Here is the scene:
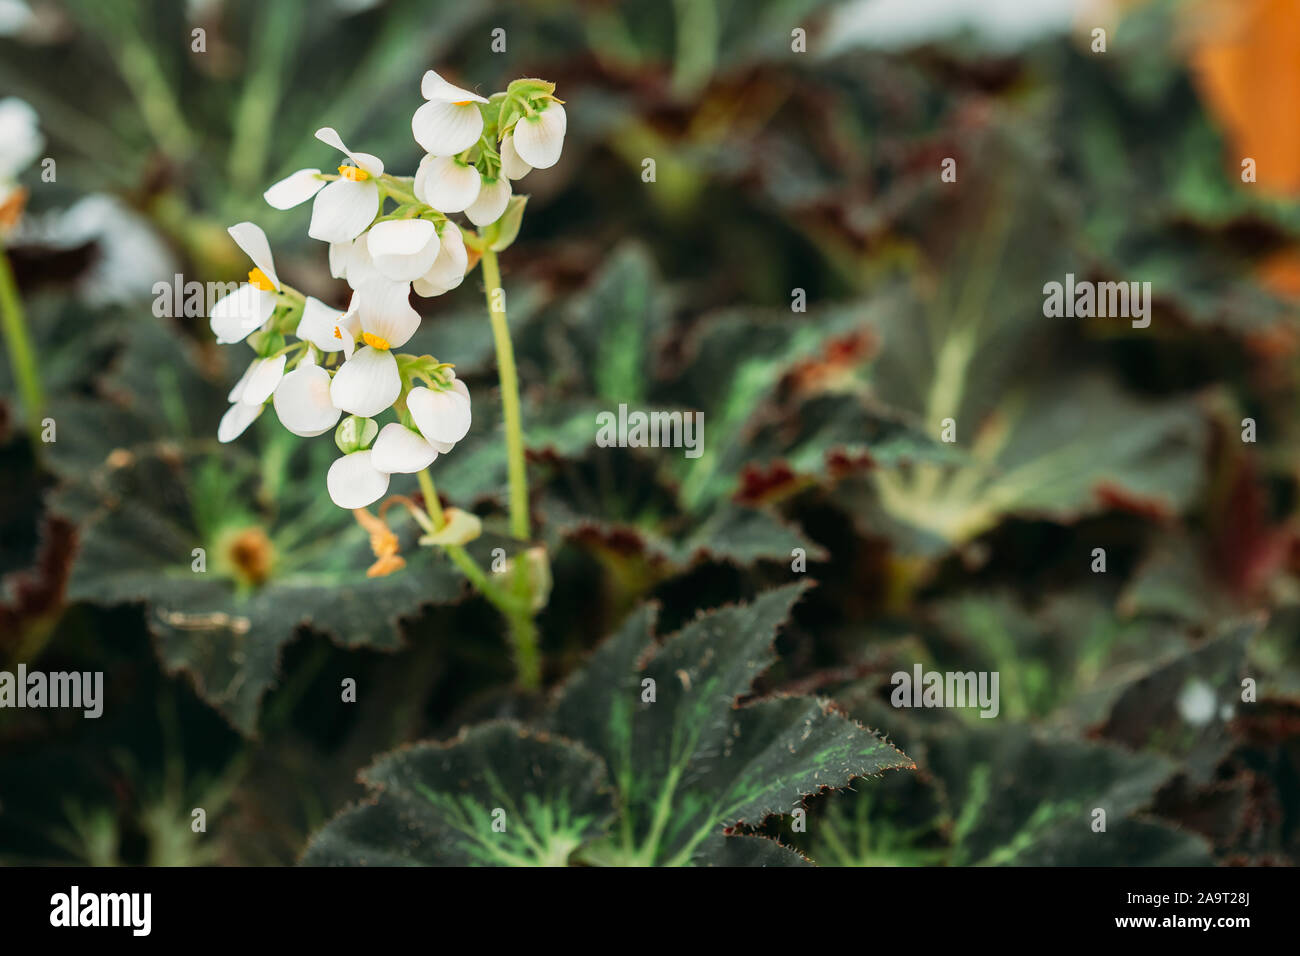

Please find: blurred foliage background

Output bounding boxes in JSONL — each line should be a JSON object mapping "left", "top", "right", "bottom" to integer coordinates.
{"left": 1, "top": 0, "right": 1299, "bottom": 865}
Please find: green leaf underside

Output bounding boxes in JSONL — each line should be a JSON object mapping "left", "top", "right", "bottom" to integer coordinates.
{"left": 302, "top": 722, "right": 616, "bottom": 866}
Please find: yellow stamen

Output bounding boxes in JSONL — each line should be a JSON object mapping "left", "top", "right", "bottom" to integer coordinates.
{"left": 453, "top": 100, "right": 473, "bottom": 106}
{"left": 247, "top": 267, "right": 276, "bottom": 291}
{"left": 338, "top": 164, "right": 369, "bottom": 182}
{"left": 333, "top": 326, "right": 343, "bottom": 340}
{"left": 361, "top": 331, "right": 391, "bottom": 350}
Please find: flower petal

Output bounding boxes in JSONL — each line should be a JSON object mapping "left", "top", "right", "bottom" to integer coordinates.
{"left": 327, "top": 450, "right": 390, "bottom": 509}
{"left": 210, "top": 283, "right": 276, "bottom": 344}
{"left": 499, "top": 132, "right": 532, "bottom": 180}
{"left": 308, "top": 178, "right": 379, "bottom": 243}
{"left": 371, "top": 422, "right": 438, "bottom": 473}
{"left": 464, "top": 176, "right": 512, "bottom": 227}
{"left": 217, "top": 401, "right": 263, "bottom": 443}
{"left": 227, "top": 221, "right": 279, "bottom": 288}
{"left": 413, "top": 220, "right": 468, "bottom": 297}
{"left": 511, "top": 101, "right": 567, "bottom": 169}
{"left": 273, "top": 363, "right": 341, "bottom": 437}
{"left": 420, "top": 69, "right": 488, "bottom": 104}
{"left": 264, "top": 169, "right": 325, "bottom": 209}
{"left": 294, "top": 296, "right": 347, "bottom": 353}
{"left": 408, "top": 384, "right": 472, "bottom": 444}
{"left": 415, "top": 154, "right": 481, "bottom": 213}
{"left": 329, "top": 240, "right": 350, "bottom": 279}
{"left": 355, "top": 278, "right": 421, "bottom": 347}
{"left": 239, "top": 354, "right": 287, "bottom": 406}
{"left": 314, "top": 126, "right": 385, "bottom": 175}
{"left": 329, "top": 346, "right": 401, "bottom": 417}
{"left": 367, "top": 218, "right": 440, "bottom": 281}
{"left": 412, "top": 100, "right": 484, "bottom": 156}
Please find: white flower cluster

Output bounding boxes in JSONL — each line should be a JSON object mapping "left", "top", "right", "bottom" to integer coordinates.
{"left": 210, "top": 72, "right": 566, "bottom": 510}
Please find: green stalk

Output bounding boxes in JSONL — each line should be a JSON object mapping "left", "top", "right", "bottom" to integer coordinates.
{"left": 0, "top": 250, "right": 43, "bottom": 440}
{"left": 480, "top": 247, "right": 530, "bottom": 540}
{"left": 417, "top": 468, "right": 539, "bottom": 688}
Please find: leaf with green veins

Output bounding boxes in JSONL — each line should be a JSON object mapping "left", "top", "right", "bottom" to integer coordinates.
{"left": 843, "top": 374, "right": 1207, "bottom": 556}
{"left": 302, "top": 587, "right": 910, "bottom": 866}
{"left": 550, "top": 584, "right": 913, "bottom": 865}
{"left": 301, "top": 722, "right": 615, "bottom": 866}
{"left": 64, "top": 446, "right": 469, "bottom": 734}
{"left": 927, "top": 727, "right": 1213, "bottom": 866}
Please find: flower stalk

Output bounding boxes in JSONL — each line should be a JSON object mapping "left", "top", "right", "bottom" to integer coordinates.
{"left": 0, "top": 250, "right": 43, "bottom": 442}
{"left": 481, "top": 246, "right": 530, "bottom": 540}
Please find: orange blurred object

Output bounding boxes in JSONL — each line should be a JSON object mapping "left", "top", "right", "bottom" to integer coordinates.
{"left": 1189, "top": 0, "right": 1300, "bottom": 195}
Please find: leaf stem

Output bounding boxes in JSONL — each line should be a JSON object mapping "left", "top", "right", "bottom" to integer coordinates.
{"left": 481, "top": 247, "right": 530, "bottom": 540}
{"left": 0, "top": 250, "right": 43, "bottom": 441}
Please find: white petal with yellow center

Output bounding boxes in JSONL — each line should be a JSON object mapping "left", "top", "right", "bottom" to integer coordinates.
{"left": 329, "top": 346, "right": 401, "bottom": 417}
{"left": 371, "top": 422, "right": 439, "bottom": 474}
{"left": 355, "top": 278, "right": 420, "bottom": 349}
{"left": 210, "top": 283, "right": 276, "bottom": 344}
{"left": 227, "top": 221, "right": 279, "bottom": 289}
{"left": 327, "top": 450, "right": 390, "bottom": 509}
{"left": 295, "top": 296, "right": 356, "bottom": 353}
{"left": 415, "top": 154, "right": 480, "bottom": 213}
{"left": 314, "top": 127, "right": 385, "bottom": 176}
{"left": 512, "top": 101, "right": 567, "bottom": 169}
{"left": 273, "top": 363, "right": 341, "bottom": 437}
{"left": 367, "top": 219, "right": 440, "bottom": 281}
{"left": 264, "top": 168, "right": 325, "bottom": 209}
{"left": 464, "top": 176, "right": 512, "bottom": 227}
{"left": 308, "top": 178, "right": 379, "bottom": 243}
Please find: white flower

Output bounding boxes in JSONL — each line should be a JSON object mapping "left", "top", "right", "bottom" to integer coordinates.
{"left": 295, "top": 295, "right": 359, "bottom": 356}
{"left": 330, "top": 231, "right": 382, "bottom": 290}
{"left": 415, "top": 154, "right": 480, "bottom": 213}
{"left": 408, "top": 378, "right": 472, "bottom": 448}
{"left": 413, "top": 220, "right": 468, "bottom": 297}
{"left": 217, "top": 352, "right": 286, "bottom": 443}
{"left": 464, "top": 177, "right": 511, "bottom": 227}
{"left": 263, "top": 127, "right": 384, "bottom": 243}
{"left": 367, "top": 218, "right": 440, "bottom": 281}
{"left": 411, "top": 70, "right": 488, "bottom": 157}
{"left": 511, "top": 100, "right": 566, "bottom": 169}
{"left": 210, "top": 222, "right": 281, "bottom": 345}
{"left": 217, "top": 402, "right": 264, "bottom": 443}
{"left": 228, "top": 354, "right": 288, "bottom": 406}
{"left": 329, "top": 279, "right": 421, "bottom": 417}
{"left": 327, "top": 449, "right": 390, "bottom": 509}
{"left": 498, "top": 132, "right": 532, "bottom": 180}
{"left": 371, "top": 421, "right": 439, "bottom": 473}
{"left": 273, "top": 356, "right": 342, "bottom": 437}
{"left": 0, "top": 96, "right": 42, "bottom": 205}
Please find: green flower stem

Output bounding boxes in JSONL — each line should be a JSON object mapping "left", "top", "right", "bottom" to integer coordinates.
{"left": 480, "top": 247, "right": 530, "bottom": 540}
{"left": 416, "top": 468, "right": 540, "bottom": 689}
{"left": 0, "top": 250, "right": 44, "bottom": 440}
